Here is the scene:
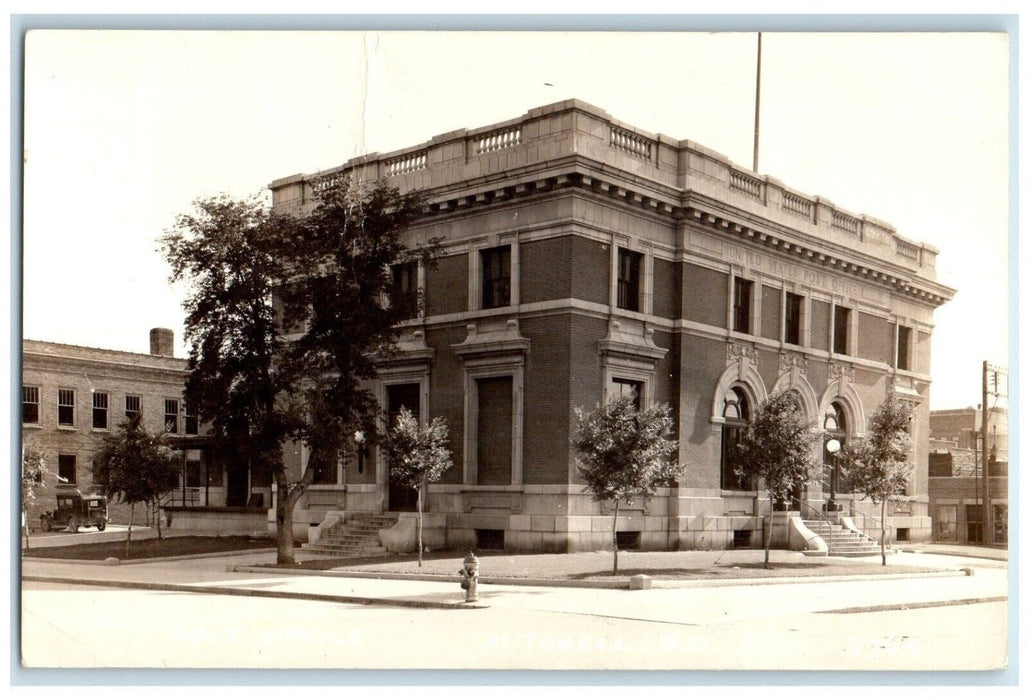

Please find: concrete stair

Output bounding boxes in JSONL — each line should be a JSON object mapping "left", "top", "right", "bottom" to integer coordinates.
{"left": 301, "top": 513, "right": 398, "bottom": 557}
{"left": 802, "top": 519, "right": 884, "bottom": 557}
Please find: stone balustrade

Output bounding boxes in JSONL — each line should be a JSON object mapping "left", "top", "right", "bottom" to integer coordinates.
{"left": 270, "top": 99, "right": 938, "bottom": 276}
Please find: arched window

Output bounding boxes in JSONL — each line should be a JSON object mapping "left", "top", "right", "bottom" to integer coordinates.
{"left": 721, "top": 386, "right": 755, "bottom": 490}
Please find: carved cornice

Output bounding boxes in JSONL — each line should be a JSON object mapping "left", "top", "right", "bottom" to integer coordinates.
{"left": 452, "top": 318, "right": 531, "bottom": 360}
{"left": 598, "top": 320, "right": 668, "bottom": 362}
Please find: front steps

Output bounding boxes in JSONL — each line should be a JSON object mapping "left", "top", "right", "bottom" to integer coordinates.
{"left": 301, "top": 513, "right": 398, "bottom": 557}
{"left": 802, "top": 519, "right": 883, "bottom": 557}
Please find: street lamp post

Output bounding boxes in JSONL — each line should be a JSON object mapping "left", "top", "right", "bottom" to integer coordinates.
{"left": 824, "top": 408, "right": 842, "bottom": 513}
{"left": 825, "top": 438, "right": 841, "bottom": 512}
{"left": 354, "top": 430, "right": 367, "bottom": 475}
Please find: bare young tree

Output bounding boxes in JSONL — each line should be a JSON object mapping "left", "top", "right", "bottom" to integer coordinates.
{"left": 92, "top": 414, "right": 181, "bottom": 557}
{"left": 383, "top": 407, "right": 453, "bottom": 566}
{"left": 838, "top": 394, "right": 914, "bottom": 565}
{"left": 571, "top": 393, "right": 682, "bottom": 575}
{"left": 732, "top": 391, "right": 818, "bottom": 569}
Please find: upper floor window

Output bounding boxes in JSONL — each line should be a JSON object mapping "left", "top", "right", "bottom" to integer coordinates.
{"left": 612, "top": 378, "right": 644, "bottom": 410}
{"left": 481, "top": 245, "right": 511, "bottom": 309}
{"left": 833, "top": 306, "right": 851, "bottom": 355}
{"left": 58, "top": 454, "right": 77, "bottom": 485}
{"left": 184, "top": 401, "right": 199, "bottom": 435}
{"left": 164, "top": 399, "right": 180, "bottom": 434}
{"left": 390, "top": 261, "right": 419, "bottom": 320}
{"left": 784, "top": 292, "right": 803, "bottom": 345}
{"left": 897, "top": 325, "right": 912, "bottom": 371}
{"left": 22, "top": 386, "right": 39, "bottom": 425}
{"left": 58, "top": 389, "right": 75, "bottom": 427}
{"left": 92, "top": 391, "right": 109, "bottom": 430}
{"left": 733, "top": 278, "right": 753, "bottom": 333}
{"left": 617, "top": 248, "right": 642, "bottom": 312}
{"left": 125, "top": 395, "right": 141, "bottom": 421}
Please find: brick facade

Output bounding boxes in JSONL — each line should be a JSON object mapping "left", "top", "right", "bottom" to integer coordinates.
{"left": 21, "top": 333, "right": 195, "bottom": 529}
{"left": 271, "top": 100, "right": 954, "bottom": 551}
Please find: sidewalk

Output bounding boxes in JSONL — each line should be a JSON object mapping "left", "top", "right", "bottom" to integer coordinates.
{"left": 21, "top": 545, "right": 1008, "bottom": 616}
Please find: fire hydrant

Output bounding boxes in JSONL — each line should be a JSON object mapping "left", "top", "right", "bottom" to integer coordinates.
{"left": 458, "top": 552, "right": 479, "bottom": 602}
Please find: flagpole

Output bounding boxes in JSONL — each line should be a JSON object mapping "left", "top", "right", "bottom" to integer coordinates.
{"left": 753, "top": 32, "right": 762, "bottom": 173}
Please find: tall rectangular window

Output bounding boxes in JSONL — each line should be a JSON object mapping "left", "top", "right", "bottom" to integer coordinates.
{"left": 784, "top": 293, "right": 803, "bottom": 345}
{"left": 617, "top": 248, "right": 642, "bottom": 312}
{"left": 897, "top": 325, "right": 912, "bottom": 370}
{"left": 92, "top": 391, "right": 109, "bottom": 430}
{"left": 58, "top": 454, "right": 77, "bottom": 485}
{"left": 125, "top": 395, "right": 141, "bottom": 420}
{"left": 481, "top": 246, "right": 511, "bottom": 309}
{"left": 733, "top": 278, "right": 753, "bottom": 333}
{"left": 833, "top": 306, "right": 851, "bottom": 355}
{"left": 612, "top": 378, "right": 643, "bottom": 410}
{"left": 164, "top": 399, "right": 180, "bottom": 434}
{"left": 22, "top": 386, "right": 39, "bottom": 425}
{"left": 390, "top": 261, "right": 419, "bottom": 320}
{"left": 58, "top": 389, "right": 75, "bottom": 426}
{"left": 184, "top": 402, "right": 198, "bottom": 435}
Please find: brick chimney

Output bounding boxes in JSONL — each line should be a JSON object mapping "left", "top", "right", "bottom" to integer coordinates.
{"left": 149, "top": 328, "right": 175, "bottom": 357}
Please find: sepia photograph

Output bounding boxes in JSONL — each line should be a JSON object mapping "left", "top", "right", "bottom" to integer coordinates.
{"left": 14, "top": 16, "right": 1014, "bottom": 684}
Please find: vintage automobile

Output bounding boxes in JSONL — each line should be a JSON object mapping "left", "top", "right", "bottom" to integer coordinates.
{"left": 40, "top": 491, "right": 109, "bottom": 532}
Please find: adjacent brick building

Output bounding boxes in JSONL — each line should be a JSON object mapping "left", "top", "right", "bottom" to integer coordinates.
{"left": 928, "top": 407, "right": 1009, "bottom": 545}
{"left": 267, "top": 99, "right": 954, "bottom": 551}
{"left": 21, "top": 330, "right": 212, "bottom": 528}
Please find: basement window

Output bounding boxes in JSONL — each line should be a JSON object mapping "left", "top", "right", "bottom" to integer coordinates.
{"left": 896, "top": 528, "right": 910, "bottom": 542}
{"left": 733, "top": 529, "right": 752, "bottom": 548}
{"left": 475, "top": 529, "right": 505, "bottom": 551}
{"left": 616, "top": 531, "right": 641, "bottom": 550}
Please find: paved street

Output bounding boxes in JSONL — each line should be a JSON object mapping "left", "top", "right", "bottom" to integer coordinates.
{"left": 18, "top": 547, "right": 1010, "bottom": 672}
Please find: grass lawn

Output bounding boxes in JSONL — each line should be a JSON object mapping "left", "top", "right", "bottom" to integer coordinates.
{"left": 22, "top": 536, "right": 275, "bottom": 561}
{"left": 280, "top": 548, "right": 944, "bottom": 581}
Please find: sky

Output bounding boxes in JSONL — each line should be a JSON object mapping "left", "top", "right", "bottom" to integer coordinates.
{"left": 18, "top": 29, "right": 1012, "bottom": 411}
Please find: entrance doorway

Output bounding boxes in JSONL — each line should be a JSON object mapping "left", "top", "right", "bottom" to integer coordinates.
{"left": 225, "top": 461, "right": 249, "bottom": 508}
{"left": 386, "top": 383, "right": 420, "bottom": 512}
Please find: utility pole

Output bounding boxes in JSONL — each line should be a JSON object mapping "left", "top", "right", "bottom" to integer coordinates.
{"left": 753, "top": 32, "right": 762, "bottom": 172}
{"left": 981, "top": 361, "right": 991, "bottom": 545}
{"left": 980, "top": 361, "right": 1009, "bottom": 546}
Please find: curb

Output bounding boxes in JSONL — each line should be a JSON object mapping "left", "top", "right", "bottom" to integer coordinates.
{"left": 22, "top": 575, "right": 488, "bottom": 610}
{"left": 230, "top": 564, "right": 968, "bottom": 590}
{"left": 819, "top": 595, "right": 1008, "bottom": 615}
{"left": 22, "top": 548, "right": 278, "bottom": 567}
{"left": 898, "top": 548, "right": 1008, "bottom": 562}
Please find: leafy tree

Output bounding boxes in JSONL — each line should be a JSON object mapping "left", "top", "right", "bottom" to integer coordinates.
{"left": 837, "top": 394, "right": 914, "bottom": 565}
{"left": 571, "top": 394, "right": 682, "bottom": 575}
{"left": 93, "top": 414, "right": 181, "bottom": 557}
{"left": 732, "top": 391, "right": 818, "bottom": 568}
{"left": 162, "top": 180, "right": 436, "bottom": 565}
{"left": 21, "top": 434, "right": 54, "bottom": 549}
{"left": 383, "top": 406, "right": 453, "bottom": 566}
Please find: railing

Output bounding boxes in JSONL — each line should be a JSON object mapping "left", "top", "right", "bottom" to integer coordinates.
{"left": 385, "top": 151, "right": 428, "bottom": 177}
{"left": 896, "top": 239, "right": 921, "bottom": 262}
{"left": 610, "top": 126, "right": 653, "bottom": 160}
{"left": 729, "top": 169, "right": 763, "bottom": 200}
{"left": 781, "top": 191, "right": 813, "bottom": 219}
{"left": 312, "top": 171, "right": 346, "bottom": 194}
{"left": 831, "top": 211, "right": 861, "bottom": 237}
{"left": 788, "top": 495, "right": 839, "bottom": 557}
{"left": 477, "top": 126, "right": 522, "bottom": 154}
{"left": 162, "top": 487, "right": 202, "bottom": 508}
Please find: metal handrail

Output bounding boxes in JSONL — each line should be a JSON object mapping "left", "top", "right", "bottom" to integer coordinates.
{"left": 788, "top": 495, "right": 838, "bottom": 556}
{"left": 832, "top": 497, "right": 892, "bottom": 548}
